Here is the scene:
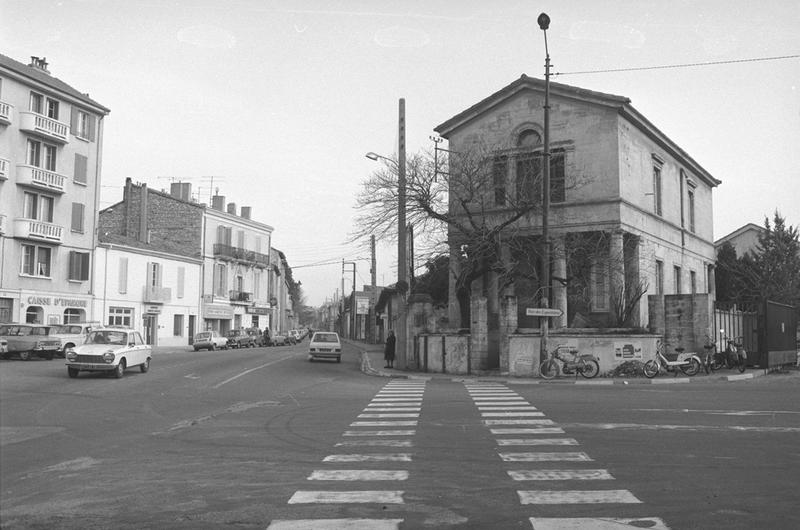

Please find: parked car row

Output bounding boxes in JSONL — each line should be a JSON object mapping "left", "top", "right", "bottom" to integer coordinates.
{"left": 0, "top": 324, "right": 61, "bottom": 360}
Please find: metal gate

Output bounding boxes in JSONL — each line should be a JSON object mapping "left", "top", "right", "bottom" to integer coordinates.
{"left": 762, "top": 301, "right": 798, "bottom": 368}
{"left": 714, "top": 301, "right": 798, "bottom": 368}
{"left": 713, "top": 303, "right": 758, "bottom": 365}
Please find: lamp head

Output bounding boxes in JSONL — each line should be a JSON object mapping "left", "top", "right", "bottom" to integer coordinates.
{"left": 365, "top": 152, "right": 380, "bottom": 161}
{"left": 537, "top": 12, "right": 550, "bottom": 30}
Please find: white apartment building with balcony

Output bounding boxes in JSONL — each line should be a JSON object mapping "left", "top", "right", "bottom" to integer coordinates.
{"left": 0, "top": 54, "right": 110, "bottom": 324}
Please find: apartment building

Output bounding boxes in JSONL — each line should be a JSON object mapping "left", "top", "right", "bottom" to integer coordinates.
{"left": 0, "top": 54, "right": 110, "bottom": 324}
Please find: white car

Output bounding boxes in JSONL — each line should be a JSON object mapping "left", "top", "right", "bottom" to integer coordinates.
{"left": 65, "top": 328, "right": 151, "bottom": 379}
{"left": 47, "top": 322, "right": 98, "bottom": 357}
{"left": 308, "top": 331, "right": 342, "bottom": 363}
{"left": 193, "top": 330, "right": 228, "bottom": 351}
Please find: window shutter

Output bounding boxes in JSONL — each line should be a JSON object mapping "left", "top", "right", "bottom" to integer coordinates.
{"left": 70, "top": 108, "right": 78, "bottom": 136}
{"left": 74, "top": 154, "right": 87, "bottom": 184}
{"left": 80, "top": 252, "right": 90, "bottom": 281}
{"left": 87, "top": 115, "right": 96, "bottom": 142}
{"left": 68, "top": 251, "right": 78, "bottom": 280}
{"left": 71, "top": 203, "right": 84, "bottom": 232}
{"left": 119, "top": 257, "right": 128, "bottom": 294}
{"left": 157, "top": 263, "right": 163, "bottom": 287}
{"left": 217, "top": 225, "right": 225, "bottom": 244}
{"left": 177, "top": 266, "right": 185, "bottom": 298}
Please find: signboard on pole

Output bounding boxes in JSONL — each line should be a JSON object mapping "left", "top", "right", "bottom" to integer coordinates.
{"left": 356, "top": 296, "right": 370, "bottom": 315}
{"left": 525, "top": 307, "right": 563, "bottom": 317}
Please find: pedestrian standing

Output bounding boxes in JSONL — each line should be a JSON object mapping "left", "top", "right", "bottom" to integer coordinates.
{"left": 384, "top": 330, "right": 396, "bottom": 369}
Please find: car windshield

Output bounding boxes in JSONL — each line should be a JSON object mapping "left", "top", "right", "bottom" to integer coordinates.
{"left": 313, "top": 333, "right": 339, "bottom": 343}
{"left": 50, "top": 325, "right": 84, "bottom": 334}
{"left": 88, "top": 331, "right": 128, "bottom": 345}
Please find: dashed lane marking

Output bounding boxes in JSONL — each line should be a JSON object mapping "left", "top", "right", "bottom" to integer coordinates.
{"left": 308, "top": 470, "right": 409, "bottom": 481}
{"left": 500, "top": 452, "right": 593, "bottom": 462}
{"left": 269, "top": 519, "right": 403, "bottom": 530}
{"left": 528, "top": 517, "right": 669, "bottom": 529}
{"left": 497, "top": 438, "right": 579, "bottom": 446}
{"left": 323, "top": 453, "right": 412, "bottom": 462}
{"left": 509, "top": 469, "right": 614, "bottom": 481}
{"left": 518, "top": 490, "right": 641, "bottom": 504}
{"left": 287, "top": 490, "right": 405, "bottom": 504}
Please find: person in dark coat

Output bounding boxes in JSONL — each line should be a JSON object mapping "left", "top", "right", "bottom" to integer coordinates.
{"left": 384, "top": 330, "right": 396, "bottom": 368}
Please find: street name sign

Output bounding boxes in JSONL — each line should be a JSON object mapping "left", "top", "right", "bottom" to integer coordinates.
{"left": 525, "top": 308, "right": 563, "bottom": 317}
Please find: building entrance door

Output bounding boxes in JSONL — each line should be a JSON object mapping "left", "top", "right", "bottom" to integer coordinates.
{"left": 143, "top": 315, "right": 158, "bottom": 346}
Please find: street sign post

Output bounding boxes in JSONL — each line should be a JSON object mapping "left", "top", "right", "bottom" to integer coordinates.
{"left": 526, "top": 307, "right": 563, "bottom": 317}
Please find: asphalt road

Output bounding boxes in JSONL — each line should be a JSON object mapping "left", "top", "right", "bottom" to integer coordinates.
{"left": 1, "top": 343, "right": 798, "bottom": 529}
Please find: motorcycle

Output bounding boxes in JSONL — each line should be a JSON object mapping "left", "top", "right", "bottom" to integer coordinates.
{"left": 643, "top": 340, "right": 702, "bottom": 378}
{"left": 539, "top": 345, "right": 600, "bottom": 379}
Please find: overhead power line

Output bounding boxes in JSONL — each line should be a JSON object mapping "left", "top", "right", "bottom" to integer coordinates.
{"left": 555, "top": 54, "right": 799, "bottom": 77}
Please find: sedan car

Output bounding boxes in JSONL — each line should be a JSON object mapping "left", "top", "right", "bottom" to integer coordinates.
{"left": 308, "top": 331, "right": 342, "bottom": 362}
{"left": 0, "top": 324, "right": 61, "bottom": 360}
{"left": 65, "top": 328, "right": 151, "bottom": 378}
{"left": 193, "top": 330, "right": 228, "bottom": 351}
{"left": 226, "top": 329, "right": 256, "bottom": 348}
{"left": 270, "top": 333, "right": 288, "bottom": 346}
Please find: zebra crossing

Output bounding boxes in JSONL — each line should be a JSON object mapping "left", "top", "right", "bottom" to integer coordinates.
{"left": 268, "top": 380, "right": 426, "bottom": 529}
{"left": 465, "top": 381, "right": 670, "bottom": 529}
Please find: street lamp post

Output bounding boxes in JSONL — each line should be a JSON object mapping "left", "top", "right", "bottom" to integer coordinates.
{"left": 365, "top": 98, "right": 408, "bottom": 369}
{"left": 538, "top": 12, "right": 552, "bottom": 364}
{"left": 342, "top": 260, "right": 356, "bottom": 339}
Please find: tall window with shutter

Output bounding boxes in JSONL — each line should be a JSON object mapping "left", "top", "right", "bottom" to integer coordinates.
{"left": 68, "top": 251, "right": 90, "bottom": 281}
{"left": 74, "top": 154, "right": 88, "bottom": 185}
{"left": 71, "top": 203, "right": 85, "bottom": 233}
{"left": 147, "top": 262, "right": 162, "bottom": 288}
{"left": 71, "top": 108, "right": 95, "bottom": 141}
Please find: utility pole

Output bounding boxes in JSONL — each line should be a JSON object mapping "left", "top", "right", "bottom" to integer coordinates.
{"left": 397, "top": 98, "right": 408, "bottom": 370}
{"left": 370, "top": 235, "right": 377, "bottom": 344}
{"left": 538, "top": 13, "right": 552, "bottom": 364}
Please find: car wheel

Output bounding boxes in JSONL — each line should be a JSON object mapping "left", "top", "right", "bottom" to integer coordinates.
{"left": 114, "top": 359, "right": 126, "bottom": 379}
{"left": 19, "top": 351, "right": 31, "bottom": 361}
{"left": 337, "top": 356, "right": 341, "bottom": 363}
{"left": 194, "top": 347, "right": 199, "bottom": 351}
{"left": 210, "top": 344, "right": 216, "bottom": 351}
{"left": 67, "top": 367, "right": 79, "bottom": 378}
{"left": 140, "top": 358, "right": 150, "bottom": 373}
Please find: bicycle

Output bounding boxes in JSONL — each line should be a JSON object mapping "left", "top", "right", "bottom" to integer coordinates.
{"left": 719, "top": 331, "right": 747, "bottom": 373}
{"left": 539, "top": 345, "right": 600, "bottom": 380}
{"left": 643, "top": 340, "right": 702, "bottom": 378}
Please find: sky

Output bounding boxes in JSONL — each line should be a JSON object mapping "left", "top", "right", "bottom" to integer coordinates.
{"left": 2, "top": 0, "right": 798, "bottom": 306}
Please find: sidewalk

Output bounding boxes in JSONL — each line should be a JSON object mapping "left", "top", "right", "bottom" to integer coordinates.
{"left": 347, "top": 339, "right": 800, "bottom": 385}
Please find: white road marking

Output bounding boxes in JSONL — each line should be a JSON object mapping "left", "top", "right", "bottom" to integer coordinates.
{"left": 336, "top": 440, "right": 413, "bottom": 447}
{"left": 481, "top": 412, "right": 545, "bottom": 417}
{"left": 519, "top": 490, "right": 641, "bottom": 504}
{"left": 474, "top": 401, "right": 533, "bottom": 406}
{"left": 491, "top": 427, "right": 565, "bottom": 435}
{"left": 562, "top": 423, "right": 800, "bottom": 433}
{"left": 472, "top": 396, "right": 526, "bottom": 401}
{"left": 484, "top": 419, "right": 555, "bottom": 426}
{"left": 528, "top": 517, "right": 669, "bottom": 529}
{"left": 365, "top": 407, "right": 420, "bottom": 412}
{"left": 634, "top": 408, "right": 800, "bottom": 416}
{"left": 371, "top": 398, "right": 422, "bottom": 402}
{"left": 288, "top": 490, "right": 404, "bottom": 504}
{"left": 308, "top": 470, "right": 409, "bottom": 481}
{"left": 343, "top": 430, "right": 416, "bottom": 436}
{"left": 497, "top": 438, "right": 579, "bottom": 446}
{"left": 366, "top": 402, "right": 421, "bottom": 407}
{"left": 323, "top": 453, "right": 412, "bottom": 462}
{"left": 358, "top": 413, "right": 420, "bottom": 418}
{"left": 269, "top": 519, "right": 403, "bottom": 530}
{"left": 212, "top": 355, "right": 294, "bottom": 388}
{"left": 350, "top": 421, "right": 418, "bottom": 427}
{"left": 478, "top": 406, "right": 539, "bottom": 411}
{"left": 509, "top": 469, "right": 614, "bottom": 480}
{"left": 500, "top": 452, "right": 593, "bottom": 462}
{"left": 468, "top": 392, "right": 519, "bottom": 396}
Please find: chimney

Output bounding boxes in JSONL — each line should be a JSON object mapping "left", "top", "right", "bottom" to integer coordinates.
{"left": 240, "top": 206, "right": 252, "bottom": 219}
{"left": 139, "top": 183, "right": 148, "bottom": 243}
{"left": 227, "top": 202, "right": 237, "bottom": 215}
{"left": 28, "top": 56, "right": 50, "bottom": 74}
{"left": 170, "top": 182, "right": 192, "bottom": 201}
{"left": 211, "top": 195, "right": 225, "bottom": 211}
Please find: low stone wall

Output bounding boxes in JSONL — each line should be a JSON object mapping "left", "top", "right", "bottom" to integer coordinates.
{"left": 508, "top": 332, "right": 661, "bottom": 377}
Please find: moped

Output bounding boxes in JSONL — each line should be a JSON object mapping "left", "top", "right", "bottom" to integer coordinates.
{"left": 539, "top": 345, "right": 600, "bottom": 379}
{"left": 643, "top": 340, "right": 702, "bottom": 378}
{"left": 706, "top": 330, "right": 747, "bottom": 373}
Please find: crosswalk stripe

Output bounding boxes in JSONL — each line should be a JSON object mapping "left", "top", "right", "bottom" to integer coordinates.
{"left": 500, "top": 452, "right": 592, "bottom": 462}
{"left": 336, "top": 440, "right": 413, "bottom": 447}
{"left": 366, "top": 403, "right": 421, "bottom": 407}
{"left": 518, "top": 490, "right": 641, "bottom": 504}
{"left": 481, "top": 412, "right": 545, "bottom": 417}
{"left": 508, "top": 469, "right": 614, "bottom": 480}
{"left": 474, "top": 401, "right": 532, "bottom": 406}
{"left": 323, "top": 453, "right": 412, "bottom": 462}
{"left": 358, "top": 413, "right": 420, "bottom": 418}
{"left": 484, "top": 419, "right": 555, "bottom": 426}
{"left": 288, "top": 490, "right": 405, "bottom": 504}
{"left": 350, "top": 421, "right": 418, "bottom": 427}
{"left": 472, "top": 396, "right": 526, "bottom": 401}
{"left": 478, "top": 406, "right": 539, "bottom": 411}
{"left": 497, "top": 438, "right": 578, "bottom": 446}
{"left": 371, "top": 398, "right": 422, "bottom": 402}
{"left": 268, "top": 519, "right": 404, "bottom": 530}
{"left": 308, "top": 470, "right": 409, "bottom": 481}
{"left": 528, "top": 517, "right": 669, "bottom": 529}
{"left": 365, "top": 407, "right": 421, "bottom": 412}
{"left": 343, "top": 430, "right": 416, "bottom": 436}
{"left": 468, "top": 392, "right": 519, "bottom": 395}
{"left": 491, "top": 427, "right": 565, "bottom": 435}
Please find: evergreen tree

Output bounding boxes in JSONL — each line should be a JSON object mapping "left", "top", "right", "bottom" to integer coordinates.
{"left": 752, "top": 212, "right": 800, "bottom": 308}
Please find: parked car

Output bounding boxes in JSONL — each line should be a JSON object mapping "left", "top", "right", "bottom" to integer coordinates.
{"left": 65, "top": 328, "right": 152, "bottom": 378}
{"left": 46, "top": 322, "right": 98, "bottom": 357}
{"left": 286, "top": 330, "right": 298, "bottom": 345}
{"left": 0, "top": 338, "right": 8, "bottom": 356}
{"left": 0, "top": 324, "right": 61, "bottom": 360}
{"left": 193, "top": 330, "right": 228, "bottom": 351}
{"left": 270, "top": 333, "right": 288, "bottom": 346}
{"left": 289, "top": 329, "right": 303, "bottom": 343}
{"left": 308, "top": 331, "right": 342, "bottom": 363}
{"left": 226, "top": 329, "right": 256, "bottom": 348}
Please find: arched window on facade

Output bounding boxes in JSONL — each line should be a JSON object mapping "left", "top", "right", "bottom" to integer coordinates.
{"left": 26, "top": 306, "right": 43, "bottom": 324}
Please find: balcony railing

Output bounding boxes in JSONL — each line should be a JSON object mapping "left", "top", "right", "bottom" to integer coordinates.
{"left": 16, "top": 165, "right": 66, "bottom": 193}
{"left": 19, "top": 111, "right": 69, "bottom": 143}
{"left": 229, "top": 290, "right": 252, "bottom": 303}
{"left": 213, "top": 243, "right": 270, "bottom": 268}
{"left": 0, "top": 101, "right": 11, "bottom": 125}
{"left": 143, "top": 285, "right": 172, "bottom": 303}
{"left": 0, "top": 157, "right": 8, "bottom": 180}
{"left": 13, "top": 218, "right": 64, "bottom": 243}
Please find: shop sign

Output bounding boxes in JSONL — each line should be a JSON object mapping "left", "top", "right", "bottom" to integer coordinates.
{"left": 356, "top": 297, "right": 370, "bottom": 315}
{"left": 204, "top": 304, "right": 234, "bottom": 319}
{"left": 26, "top": 296, "right": 88, "bottom": 308}
{"left": 145, "top": 305, "right": 162, "bottom": 314}
{"left": 246, "top": 307, "right": 270, "bottom": 315}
